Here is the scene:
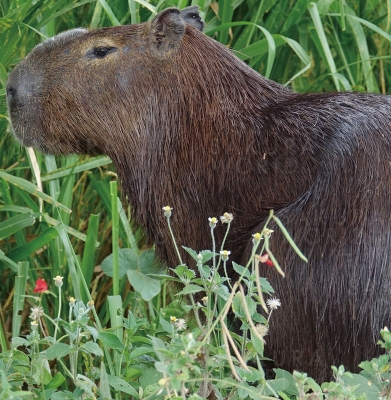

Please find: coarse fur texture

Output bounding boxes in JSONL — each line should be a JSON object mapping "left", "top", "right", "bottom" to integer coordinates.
{"left": 6, "top": 6, "right": 391, "bottom": 382}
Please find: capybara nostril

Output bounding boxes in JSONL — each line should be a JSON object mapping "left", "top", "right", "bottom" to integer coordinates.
{"left": 6, "top": 86, "right": 16, "bottom": 99}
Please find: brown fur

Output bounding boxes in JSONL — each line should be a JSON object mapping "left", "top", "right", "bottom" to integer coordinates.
{"left": 7, "top": 7, "right": 391, "bottom": 382}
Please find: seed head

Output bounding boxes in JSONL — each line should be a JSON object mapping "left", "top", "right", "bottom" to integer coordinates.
{"left": 220, "top": 250, "right": 231, "bottom": 261}
{"left": 220, "top": 212, "right": 233, "bottom": 224}
{"left": 252, "top": 233, "right": 262, "bottom": 244}
{"left": 255, "top": 324, "right": 269, "bottom": 337}
{"left": 267, "top": 297, "right": 281, "bottom": 310}
{"left": 208, "top": 217, "right": 218, "bottom": 228}
{"left": 31, "top": 320, "right": 39, "bottom": 330}
{"left": 263, "top": 228, "right": 274, "bottom": 237}
{"left": 175, "top": 318, "right": 187, "bottom": 331}
{"left": 53, "top": 276, "right": 64, "bottom": 287}
{"left": 30, "top": 306, "right": 44, "bottom": 321}
{"left": 162, "top": 206, "right": 173, "bottom": 218}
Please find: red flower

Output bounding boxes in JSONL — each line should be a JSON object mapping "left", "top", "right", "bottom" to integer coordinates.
{"left": 33, "top": 279, "right": 48, "bottom": 293}
{"left": 259, "top": 253, "right": 274, "bottom": 267}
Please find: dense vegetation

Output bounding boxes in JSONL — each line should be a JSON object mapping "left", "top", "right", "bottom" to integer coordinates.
{"left": 1, "top": 0, "right": 391, "bottom": 398}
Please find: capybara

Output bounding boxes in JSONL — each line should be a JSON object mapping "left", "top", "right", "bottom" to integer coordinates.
{"left": 6, "top": 6, "right": 391, "bottom": 381}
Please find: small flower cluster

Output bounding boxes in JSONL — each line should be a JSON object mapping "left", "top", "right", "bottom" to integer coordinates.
{"left": 209, "top": 212, "right": 234, "bottom": 228}
{"left": 170, "top": 316, "right": 187, "bottom": 331}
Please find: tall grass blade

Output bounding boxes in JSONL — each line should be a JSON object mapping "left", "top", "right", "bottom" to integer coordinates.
{"left": 308, "top": 2, "right": 340, "bottom": 90}
{"left": 118, "top": 200, "right": 139, "bottom": 254}
{"left": 110, "top": 181, "right": 120, "bottom": 297}
{"left": 12, "top": 261, "right": 29, "bottom": 338}
{"left": 128, "top": 0, "right": 140, "bottom": 24}
{"left": 218, "top": 0, "right": 234, "bottom": 45}
{"left": 344, "top": 6, "right": 378, "bottom": 93}
{"left": 97, "top": 0, "right": 120, "bottom": 26}
{"left": 7, "top": 226, "right": 59, "bottom": 263}
{"left": 134, "top": 0, "right": 156, "bottom": 15}
{"left": 41, "top": 156, "right": 112, "bottom": 182}
{"left": 0, "top": 250, "right": 19, "bottom": 273}
{"left": 0, "top": 171, "right": 71, "bottom": 213}
{"left": 81, "top": 213, "right": 100, "bottom": 303}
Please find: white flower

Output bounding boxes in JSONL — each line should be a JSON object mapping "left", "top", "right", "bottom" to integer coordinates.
{"left": 30, "top": 306, "right": 44, "bottom": 321}
{"left": 208, "top": 217, "right": 218, "bottom": 228}
{"left": 69, "top": 297, "right": 76, "bottom": 306}
{"left": 31, "top": 320, "right": 39, "bottom": 330}
{"left": 255, "top": 324, "right": 269, "bottom": 337}
{"left": 162, "top": 206, "right": 173, "bottom": 218}
{"left": 220, "top": 250, "right": 231, "bottom": 261}
{"left": 263, "top": 228, "right": 274, "bottom": 237}
{"left": 87, "top": 300, "right": 94, "bottom": 310}
{"left": 175, "top": 318, "right": 187, "bottom": 331}
{"left": 267, "top": 297, "right": 281, "bottom": 310}
{"left": 53, "top": 275, "right": 64, "bottom": 287}
{"left": 220, "top": 213, "right": 233, "bottom": 224}
{"left": 252, "top": 232, "right": 262, "bottom": 243}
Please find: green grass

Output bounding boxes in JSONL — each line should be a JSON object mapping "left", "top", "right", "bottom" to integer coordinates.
{"left": 1, "top": 0, "right": 391, "bottom": 398}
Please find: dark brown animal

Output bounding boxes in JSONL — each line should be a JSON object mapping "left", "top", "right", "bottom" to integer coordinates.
{"left": 6, "top": 7, "right": 391, "bottom": 382}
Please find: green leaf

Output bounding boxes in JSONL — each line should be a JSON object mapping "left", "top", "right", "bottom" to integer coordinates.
{"left": 45, "top": 372, "right": 66, "bottom": 390}
{"left": 176, "top": 284, "right": 204, "bottom": 296}
{"left": 158, "top": 316, "right": 174, "bottom": 334}
{"left": 127, "top": 269, "right": 161, "bottom": 301}
{"left": 7, "top": 226, "right": 59, "bottom": 262}
{"left": 107, "top": 375, "right": 139, "bottom": 397}
{"left": 0, "top": 170, "right": 71, "bottom": 213}
{"left": 172, "top": 264, "right": 196, "bottom": 281}
{"left": 182, "top": 246, "right": 198, "bottom": 261}
{"left": 342, "top": 373, "right": 380, "bottom": 397}
{"left": 98, "top": 331, "right": 125, "bottom": 351}
{"left": 41, "top": 156, "right": 112, "bottom": 181}
{"left": 0, "top": 212, "right": 35, "bottom": 240}
{"left": 46, "top": 343, "right": 72, "bottom": 360}
{"left": 232, "top": 261, "right": 250, "bottom": 277}
{"left": 250, "top": 330, "right": 264, "bottom": 356}
{"left": 101, "top": 248, "right": 157, "bottom": 278}
{"left": 128, "top": 346, "right": 155, "bottom": 360}
{"left": 80, "top": 341, "right": 104, "bottom": 357}
{"left": 99, "top": 362, "right": 112, "bottom": 400}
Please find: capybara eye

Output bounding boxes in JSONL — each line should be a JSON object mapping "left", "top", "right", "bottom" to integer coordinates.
{"left": 91, "top": 46, "right": 116, "bottom": 59}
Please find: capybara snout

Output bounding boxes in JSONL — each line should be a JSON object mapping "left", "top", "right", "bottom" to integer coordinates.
{"left": 7, "top": 6, "right": 391, "bottom": 382}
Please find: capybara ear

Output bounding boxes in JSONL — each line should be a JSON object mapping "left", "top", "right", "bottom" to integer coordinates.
{"left": 150, "top": 8, "right": 186, "bottom": 52}
{"left": 180, "top": 6, "right": 204, "bottom": 32}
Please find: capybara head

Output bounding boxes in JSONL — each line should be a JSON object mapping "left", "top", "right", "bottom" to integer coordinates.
{"left": 7, "top": 7, "right": 206, "bottom": 155}
{"left": 7, "top": 6, "right": 391, "bottom": 382}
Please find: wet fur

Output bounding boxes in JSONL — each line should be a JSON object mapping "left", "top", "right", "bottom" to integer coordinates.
{"left": 7, "top": 7, "right": 391, "bottom": 381}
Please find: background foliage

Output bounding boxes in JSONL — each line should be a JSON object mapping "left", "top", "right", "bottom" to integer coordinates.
{"left": 1, "top": 0, "right": 391, "bottom": 398}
